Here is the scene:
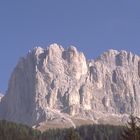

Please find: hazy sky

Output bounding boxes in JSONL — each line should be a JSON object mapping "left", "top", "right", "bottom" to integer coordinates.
{"left": 0, "top": 0, "right": 140, "bottom": 92}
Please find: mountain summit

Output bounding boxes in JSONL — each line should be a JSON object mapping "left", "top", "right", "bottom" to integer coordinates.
{"left": 0, "top": 44, "right": 140, "bottom": 128}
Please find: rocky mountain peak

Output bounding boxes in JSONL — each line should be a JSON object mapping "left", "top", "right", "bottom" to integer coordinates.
{"left": 0, "top": 93, "right": 3, "bottom": 101}
{"left": 0, "top": 45, "right": 140, "bottom": 128}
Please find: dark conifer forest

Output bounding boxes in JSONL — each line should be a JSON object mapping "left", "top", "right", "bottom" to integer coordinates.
{"left": 0, "top": 115, "right": 140, "bottom": 140}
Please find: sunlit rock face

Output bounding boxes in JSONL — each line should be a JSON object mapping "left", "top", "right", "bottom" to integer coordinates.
{"left": 0, "top": 93, "right": 3, "bottom": 102}
{"left": 0, "top": 44, "right": 140, "bottom": 126}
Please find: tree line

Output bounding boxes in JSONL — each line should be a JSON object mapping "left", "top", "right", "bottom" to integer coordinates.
{"left": 0, "top": 115, "right": 140, "bottom": 140}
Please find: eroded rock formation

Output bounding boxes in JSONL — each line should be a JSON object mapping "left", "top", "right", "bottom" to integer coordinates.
{"left": 0, "top": 44, "right": 140, "bottom": 127}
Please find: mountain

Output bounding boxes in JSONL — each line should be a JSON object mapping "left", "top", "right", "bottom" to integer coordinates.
{"left": 0, "top": 93, "right": 3, "bottom": 101}
{"left": 0, "top": 44, "right": 140, "bottom": 128}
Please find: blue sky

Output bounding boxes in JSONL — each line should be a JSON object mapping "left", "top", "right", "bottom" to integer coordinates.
{"left": 0, "top": 0, "right": 140, "bottom": 92}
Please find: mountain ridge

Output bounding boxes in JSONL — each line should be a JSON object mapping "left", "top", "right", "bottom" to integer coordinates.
{"left": 0, "top": 93, "right": 3, "bottom": 101}
{"left": 0, "top": 44, "right": 140, "bottom": 128}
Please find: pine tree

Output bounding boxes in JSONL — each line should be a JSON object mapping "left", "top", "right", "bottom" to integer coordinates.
{"left": 65, "top": 128, "right": 80, "bottom": 140}
{"left": 121, "top": 115, "right": 140, "bottom": 140}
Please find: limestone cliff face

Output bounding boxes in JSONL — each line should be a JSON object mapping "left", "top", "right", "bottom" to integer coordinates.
{"left": 0, "top": 44, "right": 140, "bottom": 126}
{"left": 0, "top": 93, "right": 3, "bottom": 102}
